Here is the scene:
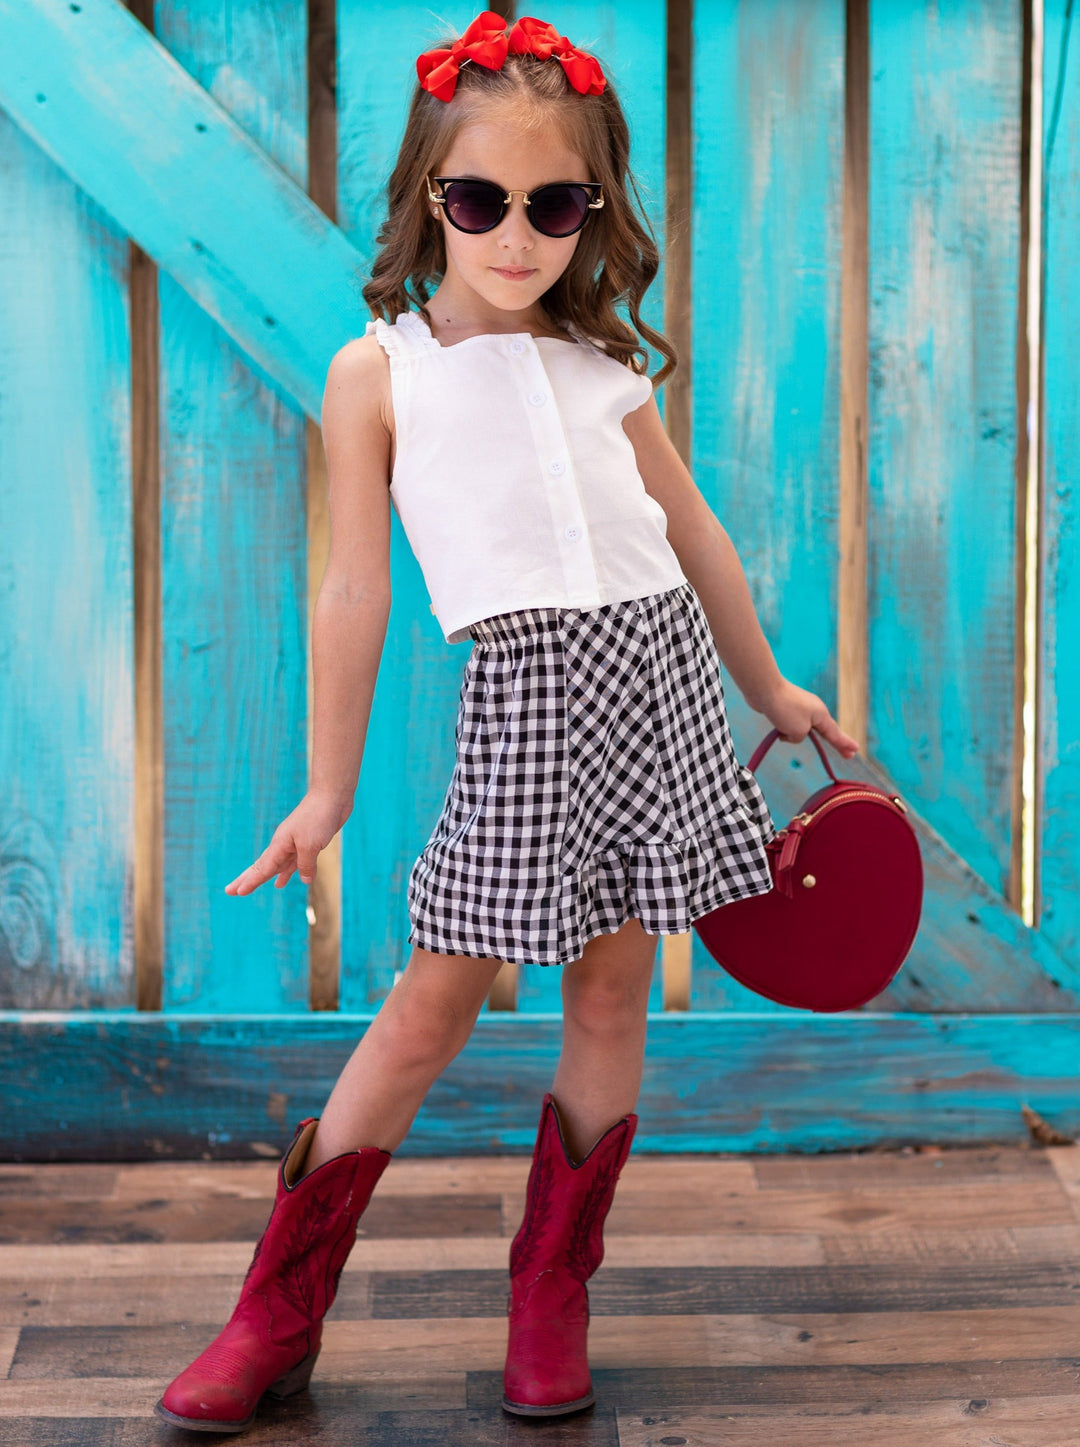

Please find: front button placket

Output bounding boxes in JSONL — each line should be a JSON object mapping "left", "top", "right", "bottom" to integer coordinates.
{"left": 514, "top": 337, "right": 601, "bottom": 608}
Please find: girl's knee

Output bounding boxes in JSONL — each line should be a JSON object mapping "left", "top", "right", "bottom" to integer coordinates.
{"left": 562, "top": 968, "right": 649, "bottom": 1037}
{"left": 381, "top": 953, "right": 492, "bottom": 1066}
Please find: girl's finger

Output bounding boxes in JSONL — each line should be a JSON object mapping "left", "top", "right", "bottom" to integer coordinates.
{"left": 229, "top": 847, "right": 292, "bottom": 894}
{"left": 815, "top": 720, "right": 859, "bottom": 756}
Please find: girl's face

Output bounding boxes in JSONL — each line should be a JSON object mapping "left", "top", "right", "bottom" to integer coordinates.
{"left": 429, "top": 114, "right": 592, "bottom": 320}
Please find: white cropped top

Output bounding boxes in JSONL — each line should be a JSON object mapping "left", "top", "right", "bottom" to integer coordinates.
{"left": 364, "top": 310, "right": 688, "bottom": 645}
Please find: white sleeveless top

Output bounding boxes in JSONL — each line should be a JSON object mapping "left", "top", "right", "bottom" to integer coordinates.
{"left": 364, "top": 310, "right": 688, "bottom": 645}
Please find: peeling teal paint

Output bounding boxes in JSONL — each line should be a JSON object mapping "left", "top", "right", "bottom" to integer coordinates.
{"left": 156, "top": 0, "right": 312, "bottom": 1012}
{"left": 689, "top": 0, "right": 846, "bottom": 1008}
{"left": 2, "top": 1011, "right": 1078, "bottom": 1158}
{"left": 1041, "top": 1, "right": 1080, "bottom": 963}
{"left": 868, "top": 0, "right": 1022, "bottom": 899}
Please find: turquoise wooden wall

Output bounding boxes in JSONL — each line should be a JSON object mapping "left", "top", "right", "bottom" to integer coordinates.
{"left": 1, "top": 0, "right": 1078, "bottom": 1159}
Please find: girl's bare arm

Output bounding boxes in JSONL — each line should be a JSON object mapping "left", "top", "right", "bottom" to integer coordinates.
{"left": 223, "top": 337, "right": 394, "bottom": 896}
{"left": 623, "top": 394, "right": 858, "bottom": 758}
{"left": 309, "top": 336, "right": 395, "bottom": 815}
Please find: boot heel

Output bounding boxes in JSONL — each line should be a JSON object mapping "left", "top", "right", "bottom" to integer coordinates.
{"left": 266, "top": 1347, "right": 320, "bottom": 1398}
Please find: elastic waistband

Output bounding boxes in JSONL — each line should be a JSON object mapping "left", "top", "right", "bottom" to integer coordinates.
{"left": 468, "top": 582, "right": 694, "bottom": 647}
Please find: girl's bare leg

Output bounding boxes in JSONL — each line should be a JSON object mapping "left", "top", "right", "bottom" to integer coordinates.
{"left": 553, "top": 915, "right": 659, "bottom": 1162}
{"left": 303, "top": 947, "right": 504, "bottom": 1171}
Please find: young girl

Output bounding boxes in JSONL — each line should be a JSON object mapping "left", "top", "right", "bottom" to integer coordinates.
{"left": 155, "top": 10, "right": 858, "bottom": 1433}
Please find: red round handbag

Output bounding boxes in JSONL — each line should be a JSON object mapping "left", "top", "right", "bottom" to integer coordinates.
{"left": 693, "top": 728, "right": 924, "bottom": 1011}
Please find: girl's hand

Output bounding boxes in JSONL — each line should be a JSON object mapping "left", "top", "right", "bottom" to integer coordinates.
{"left": 224, "top": 791, "right": 351, "bottom": 896}
{"left": 754, "top": 678, "right": 859, "bottom": 760}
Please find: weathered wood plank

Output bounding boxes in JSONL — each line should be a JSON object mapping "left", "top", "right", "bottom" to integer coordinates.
{"left": 97, "top": 1153, "right": 758, "bottom": 1201}
{"left": 2, "top": 1011, "right": 1080, "bottom": 1157}
{"left": 333, "top": 4, "right": 439, "bottom": 1011}
{"left": 0, "top": 1191, "right": 501, "bottom": 1245}
{"left": 820, "top": 1222, "right": 1080, "bottom": 1267}
{"left": 688, "top": 1, "right": 846, "bottom": 1009}
{"left": 0, "top": 1379, "right": 177, "bottom": 1419}
{"left": 0, "top": 1167, "right": 118, "bottom": 1200}
{"left": 472, "top": 1358, "right": 1080, "bottom": 1404}
{"left": 700, "top": 1302, "right": 1080, "bottom": 1363}
{"left": 753, "top": 1143, "right": 1056, "bottom": 1187}
{"left": 0, "top": 0, "right": 365, "bottom": 420}
{"left": 0, "top": 1273, "right": 275, "bottom": 1329}
{"left": 867, "top": 2, "right": 1022, "bottom": 909}
{"left": 153, "top": 1, "right": 311, "bottom": 1013}
{"left": 0, "top": 1375, "right": 468, "bottom": 1424}
{"left": 1040, "top": 1, "right": 1080, "bottom": 968}
{"left": 370, "top": 1259, "right": 1080, "bottom": 1317}
{"left": 597, "top": 1178, "right": 1075, "bottom": 1236}
{"left": 0, "top": 114, "right": 134, "bottom": 1010}
{"left": 616, "top": 1397, "right": 1080, "bottom": 1447}
{"left": 0, "top": 1244, "right": 273, "bottom": 1283}
{"left": 0, "top": 1267, "right": 372, "bottom": 1328}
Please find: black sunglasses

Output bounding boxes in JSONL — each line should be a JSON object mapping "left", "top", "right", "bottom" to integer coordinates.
{"left": 427, "top": 174, "right": 604, "bottom": 238}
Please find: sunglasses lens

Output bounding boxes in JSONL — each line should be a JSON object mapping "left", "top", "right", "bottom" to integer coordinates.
{"left": 444, "top": 180, "right": 504, "bottom": 232}
{"left": 530, "top": 184, "right": 591, "bottom": 237}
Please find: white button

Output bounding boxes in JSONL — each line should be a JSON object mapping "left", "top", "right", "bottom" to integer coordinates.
{"left": 508, "top": 340, "right": 526, "bottom": 355}
{"left": 549, "top": 459, "right": 565, "bottom": 475}
{"left": 564, "top": 524, "right": 582, "bottom": 541}
{"left": 529, "top": 391, "right": 547, "bottom": 406}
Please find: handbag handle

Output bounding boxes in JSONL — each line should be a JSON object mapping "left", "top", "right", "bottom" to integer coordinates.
{"left": 745, "top": 726, "right": 842, "bottom": 783}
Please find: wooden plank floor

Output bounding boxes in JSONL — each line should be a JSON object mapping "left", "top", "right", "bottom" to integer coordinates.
{"left": 2, "top": 1140, "right": 1080, "bottom": 1444}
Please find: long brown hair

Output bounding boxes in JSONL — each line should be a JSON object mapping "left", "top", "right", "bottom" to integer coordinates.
{"left": 360, "top": 32, "right": 678, "bottom": 388}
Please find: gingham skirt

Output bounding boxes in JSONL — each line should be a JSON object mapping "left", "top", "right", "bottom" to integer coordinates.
{"left": 406, "top": 581, "right": 777, "bottom": 966}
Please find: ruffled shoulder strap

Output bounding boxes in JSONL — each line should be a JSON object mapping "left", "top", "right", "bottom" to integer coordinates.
{"left": 364, "top": 312, "right": 427, "bottom": 362}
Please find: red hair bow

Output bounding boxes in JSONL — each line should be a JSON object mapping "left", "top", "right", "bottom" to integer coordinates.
{"left": 508, "top": 15, "right": 606, "bottom": 96}
{"left": 416, "top": 10, "right": 606, "bottom": 102}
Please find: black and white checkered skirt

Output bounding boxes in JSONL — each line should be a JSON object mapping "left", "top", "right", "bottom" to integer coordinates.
{"left": 406, "top": 581, "right": 776, "bottom": 966}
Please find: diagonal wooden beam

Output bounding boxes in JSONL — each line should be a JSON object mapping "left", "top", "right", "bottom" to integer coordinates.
{"left": 0, "top": 0, "right": 367, "bottom": 419}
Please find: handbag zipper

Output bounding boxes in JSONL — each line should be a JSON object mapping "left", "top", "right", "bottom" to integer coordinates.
{"left": 774, "top": 789, "right": 907, "bottom": 838}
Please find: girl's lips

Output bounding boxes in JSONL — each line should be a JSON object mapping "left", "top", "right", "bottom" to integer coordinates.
{"left": 493, "top": 267, "right": 536, "bottom": 279}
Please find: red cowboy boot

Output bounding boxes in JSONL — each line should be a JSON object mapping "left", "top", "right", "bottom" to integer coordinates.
{"left": 502, "top": 1092, "right": 637, "bottom": 1416}
{"left": 154, "top": 1117, "right": 391, "bottom": 1433}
